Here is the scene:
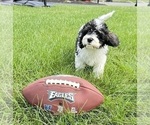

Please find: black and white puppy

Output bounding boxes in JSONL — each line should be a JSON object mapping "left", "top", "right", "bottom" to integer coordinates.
{"left": 75, "top": 11, "right": 119, "bottom": 78}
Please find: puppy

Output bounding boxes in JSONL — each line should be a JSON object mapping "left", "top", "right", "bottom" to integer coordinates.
{"left": 75, "top": 11, "right": 119, "bottom": 78}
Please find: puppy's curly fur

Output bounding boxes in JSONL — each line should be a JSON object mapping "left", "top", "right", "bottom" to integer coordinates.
{"left": 75, "top": 11, "right": 120, "bottom": 78}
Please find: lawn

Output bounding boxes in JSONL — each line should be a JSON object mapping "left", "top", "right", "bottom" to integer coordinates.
{"left": 13, "top": 4, "right": 136, "bottom": 125}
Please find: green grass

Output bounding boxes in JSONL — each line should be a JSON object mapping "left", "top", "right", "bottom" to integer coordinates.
{"left": 0, "top": 6, "right": 13, "bottom": 125}
{"left": 137, "top": 8, "right": 150, "bottom": 125}
{"left": 13, "top": 5, "right": 136, "bottom": 125}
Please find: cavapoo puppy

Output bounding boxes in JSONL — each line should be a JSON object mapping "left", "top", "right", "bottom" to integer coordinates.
{"left": 75, "top": 11, "right": 120, "bottom": 78}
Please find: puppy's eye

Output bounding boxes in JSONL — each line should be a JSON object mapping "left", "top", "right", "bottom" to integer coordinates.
{"left": 88, "top": 29, "right": 94, "bottom": 34}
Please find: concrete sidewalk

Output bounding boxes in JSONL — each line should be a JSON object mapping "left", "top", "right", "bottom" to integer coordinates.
{"left": 64, "top": 0, "right": 149, "bottom": 6}
{"left": 59, "top": 1, "right": 149, "bottom": 7}
{"left": 100, "top": 1, "right": 149, "bottom": 6}
{"left": 0, "top": 0, "right": 149, "bottom": 7}
{"left": 98, "top": 1, "right": 135, "bottom": 6}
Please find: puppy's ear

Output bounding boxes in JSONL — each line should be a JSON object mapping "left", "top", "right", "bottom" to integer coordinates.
{"left": 94, "top": 11, "right": 115, "bottom": 29}
{"left": 106, "top": 33, "right": 120, "bottom": 47}
{"left": 76, "top": 22, "right": 93, "bottom": 49}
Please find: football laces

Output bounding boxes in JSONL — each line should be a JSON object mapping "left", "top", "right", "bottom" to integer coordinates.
{"left": 46, "top": 79, "right": 80, "bottom": 89}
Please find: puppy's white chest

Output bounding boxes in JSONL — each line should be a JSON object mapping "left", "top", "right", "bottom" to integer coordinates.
{"left": 81, "top": 50, "right": 97, "bottom": 66}
{"left": 78, "top": 47, "right": 108, "bottom": 66}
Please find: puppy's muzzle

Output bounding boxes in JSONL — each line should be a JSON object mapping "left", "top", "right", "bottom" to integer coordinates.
{"left": 87, "top": 38, "right": 93, "bottom": 43}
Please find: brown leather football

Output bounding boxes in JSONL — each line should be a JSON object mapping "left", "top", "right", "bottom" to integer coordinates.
{"left": 22, "top": 75, "right": 104, "bottom": 114}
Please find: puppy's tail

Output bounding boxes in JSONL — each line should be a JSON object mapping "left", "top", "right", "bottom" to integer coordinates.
{"left": 94, "top": 11, "right": 115, "bottom": 26}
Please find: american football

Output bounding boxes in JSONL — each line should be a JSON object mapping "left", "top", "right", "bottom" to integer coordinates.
{"left": 22, "top": 75, "right": 104, "bottom": 114}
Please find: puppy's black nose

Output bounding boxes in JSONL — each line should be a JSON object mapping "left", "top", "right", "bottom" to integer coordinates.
{"left": 87, "top": 38, "right": 93, "bottom": 43}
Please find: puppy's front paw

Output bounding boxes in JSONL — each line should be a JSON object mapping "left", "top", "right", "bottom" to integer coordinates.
{"left": 75, "top": 63, "right": 86, "bottom": 71}
{"left": 93, "top": 72, "right": 103, "bottom": 79}
{"left": 93, "top": 68, "right": 104, "bottom": 79}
